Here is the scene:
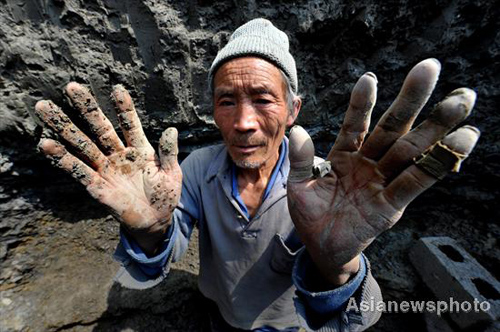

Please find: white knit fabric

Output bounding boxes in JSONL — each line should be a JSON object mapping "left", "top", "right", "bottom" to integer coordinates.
{"left": 208, "top": 18, "right": 298, "bottom": 93}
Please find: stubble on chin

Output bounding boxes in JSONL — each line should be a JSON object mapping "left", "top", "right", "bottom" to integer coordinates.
{"left": 234, "top": 159, "right": 263, "bottom": 169}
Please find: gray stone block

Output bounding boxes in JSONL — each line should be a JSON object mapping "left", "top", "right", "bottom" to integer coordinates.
{"left": 409, "top": 236, "right": 500, "bottom": 329}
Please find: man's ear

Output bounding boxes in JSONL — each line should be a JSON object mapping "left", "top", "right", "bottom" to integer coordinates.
{"left": 287, "top": 97, "right": 302, "bottom": 127}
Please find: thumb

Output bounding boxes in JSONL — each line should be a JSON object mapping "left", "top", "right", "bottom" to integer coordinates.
{"left": 288, "top": 125, "right": 315, "bottom": 183}
{"left": 158, "top": 127, "right": 179, "bottom": 170}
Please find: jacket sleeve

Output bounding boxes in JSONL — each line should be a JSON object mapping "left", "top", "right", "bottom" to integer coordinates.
{"left": 292, "top": 250, "right": 382, "bottom": 331}
{"left": 111, "top": 152, "right": 203, "bottom": 290}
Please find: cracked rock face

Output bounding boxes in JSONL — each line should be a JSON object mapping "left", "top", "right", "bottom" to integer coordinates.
{"left": 1, "top": 1, "right": 499, "bottom": 331}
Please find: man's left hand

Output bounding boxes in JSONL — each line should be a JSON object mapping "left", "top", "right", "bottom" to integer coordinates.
{"left": 287, "top": 59, "right": 480, "bottom": 286}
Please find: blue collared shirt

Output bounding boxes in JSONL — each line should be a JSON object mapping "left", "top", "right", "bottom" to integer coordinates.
{"left": 231, "top": 140, "right": 288, "bottom": 220}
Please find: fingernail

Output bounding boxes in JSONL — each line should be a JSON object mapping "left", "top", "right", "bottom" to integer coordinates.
{"left": 290, "top": 125, "right": 303, "bottom": 135}
{"left": 64, "top": 82, "right": 80, "bottom": 94}
{"left": 35, "top": 100, "right": 47, "bottom": 111}
{"left": 428, "top": 58, "right": 442, "bottom": 70}
{"left": 113, "top": 84, "right": 125, "bottom": 90}
{"left": 37, "top": 138, "right": 48, "bottom": 152}
{"left": 462, "top": 125, "right": 481, "bottom": 136}
{"left": 447, "top": 87, "right": 476, "bottom": 98}
{"left": 365, "top": 72, "right": 378, "bottom": 83}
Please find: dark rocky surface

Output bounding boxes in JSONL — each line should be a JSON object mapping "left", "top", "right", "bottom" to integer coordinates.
{"left": 0, "top": 0, "right": 498, "bottom": 331}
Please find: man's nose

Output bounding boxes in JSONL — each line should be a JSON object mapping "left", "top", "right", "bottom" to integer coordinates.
{"left": 234, "top": 102, "right": 258, "bottom": 132}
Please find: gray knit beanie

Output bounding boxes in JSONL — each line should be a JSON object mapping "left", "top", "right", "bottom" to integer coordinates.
{"left": 208, "top": 18, "right": 298, "bottom": 93}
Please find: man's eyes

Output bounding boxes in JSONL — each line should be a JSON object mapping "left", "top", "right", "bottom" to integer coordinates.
{"left": 255, "top": 98, "right": 272, "bottom": 105}
{"left": 219, "top": 100, "right": 234, "bottom": 106}
{"left": 217, "top": 97, "right": 273, "bottom": 107}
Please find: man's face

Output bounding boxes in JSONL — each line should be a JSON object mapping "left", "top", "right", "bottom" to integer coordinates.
{"left": 213, "top": 57, "right": 297, "bottom": 169}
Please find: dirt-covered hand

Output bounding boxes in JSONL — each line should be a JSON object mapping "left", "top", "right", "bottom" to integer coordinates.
{"left": 34, "top": 83, "right": 182, "bottom": 254}
{"left": 287, "top": 59, "right": 480, "bottom": 285}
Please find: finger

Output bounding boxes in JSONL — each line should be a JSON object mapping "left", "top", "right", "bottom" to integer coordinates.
{"left": 158, "top": 127, "right": 179, "bottom": 170}
{"left": 35, "top": 100, "right": 108, "bottom": 169}
{"left": 330, "top": 72, "right": 377, "bottom": 154}
{"left": 111, "top": 84, "right": 152, "bottom": 150}
{"left": 38, "top": 138, "right": 99, "bottom": 187}
{"left": 288, "top": 125, "right": 315, "bottom": 183}
{"left": 360, "top": 59, "right": 441, "bottom": 160}
{"left": 65, "top": 82, "right": 125, "bottom": 154}
{"left": 377, "top": 88, "right": 476, "bottom": 180}
{"left": 382, "top": 126, "right": 480, "bottom": 211}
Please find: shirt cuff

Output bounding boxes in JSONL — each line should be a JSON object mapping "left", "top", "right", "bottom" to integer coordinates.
{"left": 119, "top": 218, "right": 178, "bottom": 277}
{"left": 292, "top": 249, "right": 367, "bottom": 316}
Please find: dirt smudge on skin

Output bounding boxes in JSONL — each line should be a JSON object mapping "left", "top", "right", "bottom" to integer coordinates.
{"left": 120, "top": 164, "right": 132, "bottom": 174}
{"left": 125, "top": 150, "right": 138, "bottom": 162}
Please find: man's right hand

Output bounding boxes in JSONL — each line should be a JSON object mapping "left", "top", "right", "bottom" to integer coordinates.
{"left": 35, "top": 83, "right": 182, "bottom": 255}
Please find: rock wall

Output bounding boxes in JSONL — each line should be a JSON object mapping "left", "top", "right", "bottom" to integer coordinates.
{"left": 1, "top": 0, "right": 499, "bottom": 331}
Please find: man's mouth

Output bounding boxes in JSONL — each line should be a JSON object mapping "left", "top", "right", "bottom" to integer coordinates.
{"left": 233, "top": 144, "right": 262, "bottom": 154}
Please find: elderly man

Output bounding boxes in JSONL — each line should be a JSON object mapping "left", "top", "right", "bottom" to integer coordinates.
{"left": 34, "top": 18, "right": 479, "bottom": 331}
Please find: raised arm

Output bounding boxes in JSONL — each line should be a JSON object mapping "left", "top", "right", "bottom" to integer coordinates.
{"left": 35, "top": 83, "right": 182, "bottom": 255}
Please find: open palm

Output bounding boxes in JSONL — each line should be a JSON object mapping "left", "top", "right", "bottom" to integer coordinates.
{"left": 287, "top": 59, "right": 480, "bottom": 283}
{"left": 35, "top": 83, "right": 182, "bottom": 254}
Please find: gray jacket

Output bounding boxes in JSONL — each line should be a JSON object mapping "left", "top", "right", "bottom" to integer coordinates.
{"left": 114, "top": 140, "right": 383, "bottom": 331}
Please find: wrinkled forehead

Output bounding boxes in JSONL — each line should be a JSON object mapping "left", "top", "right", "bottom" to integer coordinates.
{"left": 212, "top": 57, "right": 286, "bottom": 96}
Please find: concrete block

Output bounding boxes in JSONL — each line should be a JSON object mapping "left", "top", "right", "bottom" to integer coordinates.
{"left": 409, "top": 236, "right": 500, "bottom": 329}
